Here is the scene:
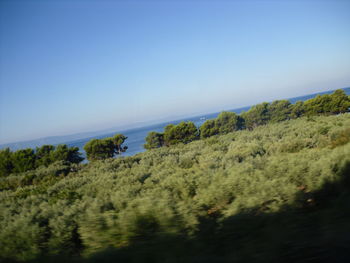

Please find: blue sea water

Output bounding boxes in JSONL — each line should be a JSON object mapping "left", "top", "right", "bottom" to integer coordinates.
{"left": 67, "top": 87, "right": 350, "bottom": 159}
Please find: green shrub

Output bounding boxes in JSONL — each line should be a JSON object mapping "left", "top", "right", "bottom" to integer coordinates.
{"left": 84, "top": 134, "right": 127, "bottom": 161}
{"left": 330, "top": 128, "right": 350, "bottom": 148}
{"left": 164, "top": 121, "right": 199, "bottom": 145}
{"left": 1, "top": 114, "right": 350, "bottom": 263}
{"left": 144, "top": 132, "right": 164, "bottom": 149}
{"left": 0, "top": 145, "right": 83, "bottom": 177}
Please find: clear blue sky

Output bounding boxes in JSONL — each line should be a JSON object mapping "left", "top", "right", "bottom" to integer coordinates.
{"left": 1, "top": 0, "right": 349, "bottom": 144}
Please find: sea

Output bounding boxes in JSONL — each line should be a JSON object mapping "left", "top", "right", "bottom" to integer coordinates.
{"left": 67, "top": 87, "right": 350, "bottom": 159}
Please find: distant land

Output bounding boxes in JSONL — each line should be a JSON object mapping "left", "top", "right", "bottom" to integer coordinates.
{"left": 1, "top": 87, "right": 349, "bottom": 154}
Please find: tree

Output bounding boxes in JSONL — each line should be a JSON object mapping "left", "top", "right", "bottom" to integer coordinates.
{"left": 0, "top": 144, "right": 84, "bottom": 176}
{"left": 112, "top": 134, "right": 128, "bottom": 154}
{"left": 200, "top": 119, "right": 218, "bottom": 138}
{"left": 200, "top": 112, "right": 244, "bottom": 139}
{"left": 164, "top": 122, "right": 199, "bottom": 146}
{"left": 144, "top": 132, "right": 164, "bottom": 149}
{"left": 52, "top": 144, "right": 84, "bottom": 164}
{"left": 290, "top": 101, "right": 305, "bottom": 119}
{"left": 241, "top": 102, "right": 270, "bottom": 130}
{"left": 84, "top": 134, "right": 128, "bottom": 161}
{"left": 164, "top": 124, "right": 175, "bottom": 134}
{"left": 84, "top": 138, "right": 115, "bottom": 161}
{"left": 35, "top": 145, "right": 55, "bottom": 167}
{"left": 36, "top": 144, "right": 83, "bottom": 167}
{"left": 328, "top": 89, "right": 350, "bottom": 114}
{"left": 268, "top": 100, "right": 292, "bottom": 122}
{"left": 298, "top": 89, "right": 350, "bottom": 116}
{"left": 216, "top": 111, "right": 245, "bottom": 134}
{"left": 304, "top": 94, "right": 332, "bottom": 115}
{"left": 0, "top": 148, "right": 14, "bottom": 177}
{"left": 11, "top": 148, "right": 36, "bottom": 173}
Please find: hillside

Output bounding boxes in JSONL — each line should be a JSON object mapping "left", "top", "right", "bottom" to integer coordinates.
{"left": 1, "top": 114, "right": 350, "bottom": 262}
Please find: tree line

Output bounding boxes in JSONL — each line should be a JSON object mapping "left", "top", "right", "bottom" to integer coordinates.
{"left": 0, "top": 134, "right": 129, "bottom": 177}
{"left": 144, "top": 89, "right": 350, "bottom": 149}
{"left": 0, "top": 144, "right": 83, "bottom": 177}
{"left": 1, "top": 89, "right": 349, "bottom": 176}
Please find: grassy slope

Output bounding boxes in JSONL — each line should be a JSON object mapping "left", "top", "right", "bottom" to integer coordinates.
{"left": 1, "top": 114, "right": 350, "bottom": 262}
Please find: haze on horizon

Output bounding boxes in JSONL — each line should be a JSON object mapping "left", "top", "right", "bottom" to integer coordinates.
{"left": 0, "top": 0, "right": 350, "bottom": 144}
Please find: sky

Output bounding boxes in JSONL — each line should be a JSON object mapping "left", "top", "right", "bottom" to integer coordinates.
{"left": 0, "top": 0, "right": 350, "bottom": 144}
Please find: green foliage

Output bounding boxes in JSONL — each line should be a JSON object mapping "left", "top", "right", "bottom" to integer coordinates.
{"left": 1, "top": 89, "right": 350, "bottom": 261}
{"left": 215, "top": 111, "right": 244, "bottom": 134}
{"left": 318, "top": 125, "right": 330, "bottom": 135}
{"left": 147, "top": 89, "right": 349, "bottom": 148}
{"left": 328, "top": 89, "right": 350, "bottom": 114}
{"left": 52, "top": 144, "right": 84, "bottom": 164}
{"left": 304, "top": 94, "right": 332, "bottom": 115}
{"left": 304, "top": 89, "right": 350, "bottom": 115}
{"left": 200, "top": 119, "right": 218, "bottom": 138}
{"left": 35, "top": 144, "right": 83, "bottom": 167}
{"left": 200, "top": 112, "right": 244, "bottom": 138}
{"left": 268, "top": 99, "right": 292, "bottom": 122}
{"left": 84, "top": 138, "right": 115, "bottom": 161}
{"left": 0, "top": 148, "right": 13, "bottom": 177}
{"left": 330, "top": 127, "right": 350, "bottom": 148}
{"left": 0, "top": 161, "right": 72, "bottom": 192}
{"left": 11, "top": 148, "right": 36, "bottom": 173}
{"left": 84, "top": 134, "right": 128, "bottom": 161}
{"left": 35, "top": 145, "right": 55, "bottom": 167}
{"left": 163, "top": 121, "right": 199, "bottom": 146}
{"left": 241, "top": 102, "right": 270, "bottom": 129}
{"left": 112, "top": 134, "right": 128, "bottom": 154}
{"left": 290, "top": 100, "right": 306, "bottom": 118}
{"left": 144, "top": 132, "right": 164, "bottom": 149}
{"left": 0, "top": 144, "right": 83, "bottom": 177}
{"left": 1, "top": 114, "right": 350, "bottom": 262}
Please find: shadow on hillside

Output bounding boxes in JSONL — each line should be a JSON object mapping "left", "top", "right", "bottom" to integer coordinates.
{"left": 33, "top": 161, "right": 350, "bottom": 263}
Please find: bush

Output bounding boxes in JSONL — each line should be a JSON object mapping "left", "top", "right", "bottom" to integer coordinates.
{"left": 240, "top": 102, "right": 270, "bottom": 130}
{"left": 84, "top": 134, "right": 127, "bottom": 161}
{"left": 200, "top": 112, "right": 244, "bottom": 139}
{"left": 268, "top": 100, "right": 292, "bottom": 122}
{"left": 330, "top": 128, "right": 350, "bottom": 148}
{"left": 164, "top": 121, "right": 199, "bottom": 146}
{"left": 144, "top": 132, "right": 164, "bottom": 149}
{"left": 200, "top": 119, "right": 218, "bottom": 138}
{"left": 0, "top": 148, "right": 13, "bottom": 177}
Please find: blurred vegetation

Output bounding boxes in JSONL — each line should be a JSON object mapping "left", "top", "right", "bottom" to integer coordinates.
{"left": 1, "top": 113, "right": 350, "bottom": 262}
{"left": 144, "top": 132, "right": 164, "bottom": 150}
{"left": 200, "top": 111, "right": 244, "bottom": 138}
{"left": 163, "top": 121, "right": 199, "bottom": 146}
{"left": 145, "top": 89, "right": 350, "bottom": 149}
{"left": 0, "top": 144, "right": 83, "bottom": 177}
{"left": 83, "top": 134, "right": 128, "bottom": 161}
